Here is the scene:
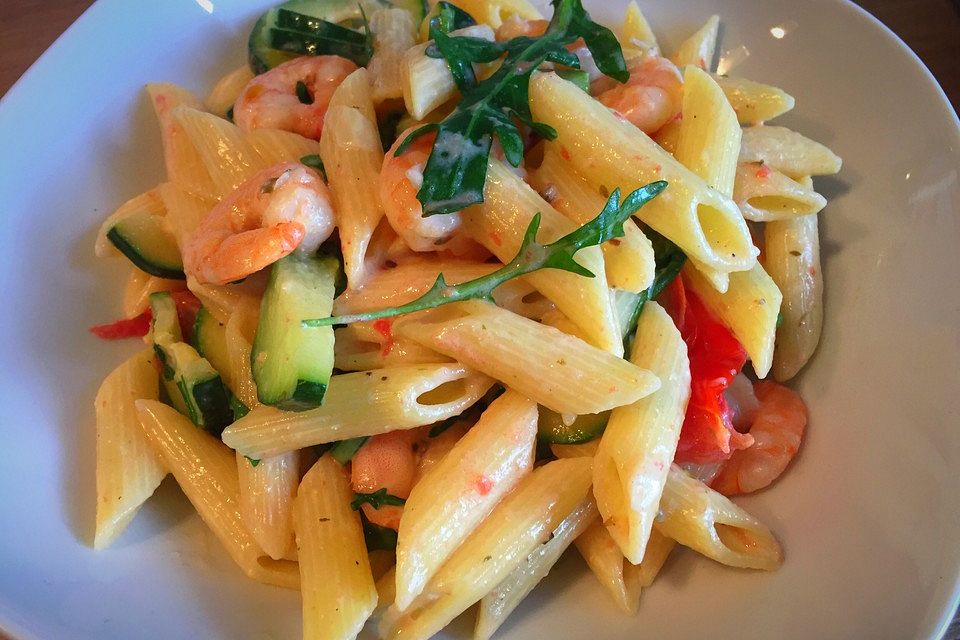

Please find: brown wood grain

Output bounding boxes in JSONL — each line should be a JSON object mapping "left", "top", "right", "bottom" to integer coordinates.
{"left": 0, "top": 0, "right": 957, "bottom": 638}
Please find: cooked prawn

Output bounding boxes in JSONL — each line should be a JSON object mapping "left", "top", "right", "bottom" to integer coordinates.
{"left": 233, "top": 55, "right": 357, "bottom": 140}
{"left": 711, "top": 380, "right": 807, "bottom": 496}
{"left": 183, "top": 162, "right": 335, "bottom": 285}
{"left": 381, "top": 129, "right": 464, "bottom": 252}
{"left": 595, "top": 55, "right": 683, "bottom": 134}
{"left": 351, "top": 430, "right": 420, "bottom": 530}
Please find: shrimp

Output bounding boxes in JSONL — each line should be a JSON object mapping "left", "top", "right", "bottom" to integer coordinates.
{"left": 595, "top": 55, "right": 683, "bottom": 134}
{"left": 233, "top": 55, "right": 357, "bottom": 140}
{"left": 351, "top": 430, "right": 420, "bottom": 530}
{"left": 381, "top": 129, "right": 464, "bottom": 252}
{"left": 711, "top": 380, "right": 808, "bottom": 496}
{"left": 183, "top": 162, "right": 335, "bottom": 285}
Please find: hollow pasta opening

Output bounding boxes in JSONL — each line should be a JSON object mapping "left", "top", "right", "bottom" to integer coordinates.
{"left": 696, "top": 202, "right": 752, "bottom": 262}
{"left": 417, "top": 378, "right": 468, "bottom": 406}
{"left": 746, "top": 196, "right": 806, "bottom": 215}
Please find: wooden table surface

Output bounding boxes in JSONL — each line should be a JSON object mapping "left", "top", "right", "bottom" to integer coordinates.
{"left": 0, "top": 0, "right": 958, "bottom": 638}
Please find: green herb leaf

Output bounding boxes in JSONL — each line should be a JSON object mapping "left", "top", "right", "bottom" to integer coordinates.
{"left": 619, "top": 229, "right": 687, "bottom": 351}
{"left": 351, "top": 488, "right": 407, "bottom": 510}
{"left": 299, "top": 154, "right": 327, "bottom": 180}
{"left": 303, "top": 182, "right": 667, "bottom": 327}
{"left": 361, "top": 513, "right": 398, "bottom": 551}
{"left": 245, "top": 455, "right": 261, "bottom": 467}
{"left": 401, "top": 0, "right": 628, "bottom": 215}
{"left": 330, "top": 436, "right": 369, "bottom": 464}
{"left": 435, "top": 1, "right": 477, "bottom": 31}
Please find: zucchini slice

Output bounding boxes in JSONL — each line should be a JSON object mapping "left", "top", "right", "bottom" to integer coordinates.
{"left": 151, "top": 293, "right": 233, "bottom": 435}
{"left": 537, "top": 409, "right": 610, "bottom": 444}
{"left": 252, "top": 253, "right": 337, "bottom": 410}
{"left": 107, "top": 211, "right": 184, "bottom": 280}
{"left": 191, "top": 307, "right": 231, "bottom": 377}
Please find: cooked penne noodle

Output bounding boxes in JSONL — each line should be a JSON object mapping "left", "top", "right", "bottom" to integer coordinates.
{"left": 221, "top": 364, "right": 495, "bottom": 458}
{"left": 237, "top": 450, "right": 299, "bottom": 560}
{"left": 739, "top": 125, "right": 842, "bottom": 178}
{"left": 95, "top": 187, "right": 167, "bottom": 258}
{"left": 320, "top": 69, "right": 386, "bottom": 289}
{"left": 529, "top": 72, "right": 757, "bottom": 274}
{"left": 463, "top": 159, "right": 623, "bottom": 354}
{"left": 157, "top": 182, "right": 215, "bottom": 251}
{"left": 397, "top": 300, "right": 660, "bottom": 415}
{"left": 476, "top": 497, "right": 598, "bottom": 640}
{"left": 573, "top": 518, "right": 643, "bottom": 613}
{"left": 245, "top": 127, "right": 322, "bottom": 166}
{"left": 382, "top": 457, "right": 593, "bottom": 640}
{"left": 204, "top": 64, "right": 254, "bottom": 118}
{"left": 636, "top": 528, "right": 677, "bottom": 588}
{"left": 368, "top": 8, "right": 417, "bottom": 103}
{"left": 531, "top": 143, "right": 655, "bottom": 293}
{"left": 122, "top": 267, "right": 186, "bottom": 318}
{"left": 620, "top": 0, "right": 659, "bottom": 56}
{"left": 135, "top": 400, "right": 299, "bottom": 588}
{"left": 294, "top": 455, "right": 377, "bottom": 639}
{"left": 713, "top": 75, "right": 796, "bottom": 125}
{"left": 451, "top": 0, "right": 544, "bottom": 29}
{"left": 224, "top": 304, "right": 260, "bottom": 408}
{"left": 550, "top": 440, "right": 600, "bottom": 460}
{"left": 593, "top": 301, "right": 690, "bottom": 563}
{"left": 395, "top": 390, "right": 537, "bottom": 610}
{"left": 94, "top": 349, "right": 166, "bottom": 549}
{"left": 540, "top": 307, "right": 593, "bottom": 343}
{"left": 185, "top": 274, "right": 266, "bottom": 326}
{"left": 333, "top": 323, "right": 450, "bottom": 371}
{"left": 173, "top": 106, "right": 261, "bottom": 198}
{"left": 402, "top": 25, "right": 495, "bottom": 120}
{"left": 735, "top": 162, "right": 827, "bottom": 221}
{"left": 145, "top": 83, "right": 218, "bottom": 198}
{"left": 656, "top": 465, "right": 783, "bottom": 570}
{"left": 765, "top": 212, "right": 823, "bottom": 381}
{"left": 672, "top": 14, "right": 719, "bottom": 69}
{"left": 683, "top": 262, "right": 783, "bottom": 378}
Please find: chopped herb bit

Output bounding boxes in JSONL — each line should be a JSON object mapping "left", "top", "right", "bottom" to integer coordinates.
{"left": 295, "top": 80, "right": 313, "bottom": 104}
{"left": 260, "top": 177, "right": 279, "bottom": 194}
{"left": 246, "top": 456, "right": 261, "bottom": 467}
{"left": 361, "top": 514, "right": 398, "bottom": 551}
{"left": 303, "top": 184, "right": 666, "bottom": 327}
{"left": 351, "top": 488, "right": 407, "bottom": 510}
{"left": 398, "top": 0, "right": 629, "bottom": 215}
{"left": 435, "top": 1, "right": 477, "bottom": 30}
{"left": 330, "top": 436, "right": 369, "bottom": 464}
{"left": 620, "top": 229, "right": 686, "bottom": 351}
{"left": 299, "top": 154, "right": 327, "bottom": 181}
{"left": 776, "top": 310, "right": 784, "bottom": 328}
{"left": 225, "top": 105, "right": 235, "bottom": 122}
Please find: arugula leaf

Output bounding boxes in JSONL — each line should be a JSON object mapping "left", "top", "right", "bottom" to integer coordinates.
{"left": 435, "top": 1, "right": 477, "bottom": 31}
{"left": 351, "top": 488, "right": 407, "bottom": 510}
{"left": 619, "top": 230, "right": 686, "bottom": 351}
{"left": 303, "top": 182, "right": 667, "bottom": 327}
{"left": 299, "top": 154, "right": 327, "bottom": 181}
{"left": 361, "top": 514, "right": 398, "bottom": 551}
{"left": 399, "top": 0, "right": 628, "bottom": 216}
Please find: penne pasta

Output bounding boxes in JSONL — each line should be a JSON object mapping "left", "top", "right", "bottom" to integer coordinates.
{"left": 396, "top": 300, "right": 661, "bottom": 415}
{"left": 135, "top": 400, "right": 299, "bottom": 588}
{"left": 684, "top": 261, "right": 783, "bottom": 378}
{"left": 713, "top": 75, "right": 796, "bottom": 125}
{"left": 672, "top": 15, "right": 719, "bottom": 69}
{"left": 368, "top": 8, "right": 418, "bottom": 103}
{"left": 224, "top": 303, "right": 260, "bottom": 408}
{"left": 450, "top": 0, "right": 544, "bottom": 29}
{"left": 739, "top": 125, "right": 842, "bottom": 178}
{"left": 394, "top": 390, "right": 538, "bottom": 610}
{"left": 333, "top": 322, "right": 450, "bottom": 371}
{"left": 237, "top": 450, "right": 299, "bottom": 560}
{"left": 245, "top": 127, "right": 322, "bottom": 166}
{"left": 734, "top": 162, "right": 827, "bottom": 221}
{"left": 95, "top": 187, "right": 167, "bottom": 259}
{"left": 94, "top": 349, "right": 166, "bottom": 549}
{"left": 204, "top": 64, "right": 254, "bottom": 118}
{"left": 320, "top": 69, "right": 386, "bottom": 289}
{"left": 765, "top": 212, "right": 823, "bottom": 381}
{"left": 221, "top": 364, "right": 495, "bottom": 458}
{"left": 573, "top": 518, "right": 643, "bottom": 613}
{"left": 185, "top": 273, "right": 266, "bottom": 327}
{"left": 401, "top": 25, "right": 495, "bottom": 120}
{"left": 156, "top": 182, "right": 215, "bottom": 252}
{"left": 382, "top": 457, "right": 593, "bottom": 640}
{"left": 145, "top": 83, "right": 218, "bottom": 198}
{"left": 531, "top": 143, "right": 655, "bottom": 293}
{"left": 529, "top": 72, "right": 757, "bottom": 274}
{"left": 620, "top": 0, "right": 659, "bottom": 56}
{"left": 463, "top": 159, "right": 623, "bottom": 354}
{"left": 294, "top": 455, "right": 378, "bottom": 639}
{"left": 475, "top": 498, "right": 598, "bottom": 640}
{"left": 636, "top": 528, "right": 677, "bottom": 588}
{"left": 122, "top": 267, "right": 186, "bottom": 319}
{"left": 593, "top": 301, "right": 690, "bottom": 563}
{"left": 173, "top": 106, "right": 261, "bottom": 198}
{"left": 656, "top": 465, "right": 783, "bottom": 570}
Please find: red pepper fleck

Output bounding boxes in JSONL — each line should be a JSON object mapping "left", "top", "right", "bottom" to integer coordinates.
{"left": 170, "top": 290, "right": 202, "bottom": 339}
{"left": 755, "top": 164, "right": 772, "bottom": 179}
{"left": 489, "top": 231, "right": 503, "bottom": 247}
{"left": 808, "top": 266, "right": 817, "bottom": 277}
{"left": 473, "top": 474, "right": 494, "bottom": 496}
{"left": 698, "top": 56, "right": 707, "bottom": 69}
{"left": 373, "top": 319, "right": 395, "bottom": 356}
{"left": 559, "top": 146, "right": 572, "bottom": 161}
{"left": 90, "top": 311, "right": 152, "bottom": 340}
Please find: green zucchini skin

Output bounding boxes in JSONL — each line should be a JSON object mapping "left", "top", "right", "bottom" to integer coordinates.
{"left": 150, "top": 293, "right": 233, "bottom": 435}
{"left": 537, "top": 409, "right": 610, "bottom": 444}
{"left": 252, "top": 253, "right": 337, "bottom": 411}
{"left": 107, "top": 213, "right": 184, "bottom": 280}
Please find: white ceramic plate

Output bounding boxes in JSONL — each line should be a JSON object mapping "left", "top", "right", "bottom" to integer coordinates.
{"left": 1, "top": 0, "right": 958, "bottom": 638}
